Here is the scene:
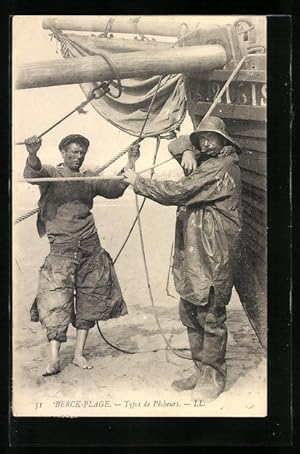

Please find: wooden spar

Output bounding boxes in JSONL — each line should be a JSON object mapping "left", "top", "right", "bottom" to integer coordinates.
{"left": 20, "top": 157, "right": 175, "bottom": 183}
{"left": 15, "top": 45, "right": 227, "bottom": 90}
{"left": 63, "top": 35, "right": 171, "bottom": 53}
{"left": 22, "top": 176, "right": 124, "bottom": 183}
{"left": 42, "top": 16, "right": 220, "bottom": 38}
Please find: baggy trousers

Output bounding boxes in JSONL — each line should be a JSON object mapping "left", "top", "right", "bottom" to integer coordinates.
{"left": 34, "top": 233, "right": 127, "bottom": 342}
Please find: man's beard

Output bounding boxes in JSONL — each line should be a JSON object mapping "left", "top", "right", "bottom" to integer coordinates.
{"left": 200, "top": 146, "right": 222, "bottom": 158}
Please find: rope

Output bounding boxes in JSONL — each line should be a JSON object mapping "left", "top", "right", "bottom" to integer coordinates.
{"left": 113, "top": 136, "right": 161, "bottom": 264}
{"left": 15, "top": 84, "right": 111, "bottom": 146}
{"left": 164, "top": 50, "right": 267, "bottom": 350}
{"left": 95, "top": 137, "right": 189, "bottom": 357}
{"left": 18, "top": 51, "right": 250, "bottom": 357}
{"left": 94, "top": 139, "right": 140, "bottom": 174}
{"left": 96, "top": 323, "right": 169, "bottom": 355}
{"left": 95, "top": 76, "right": 174, "bottom": 356}
{"left": 92, "top": 51, "right": 122, "bottom": 99}
{"left": 15, "top": 49, "right": 123, "bottom": 146}
{"left": 14, "top": 157, "right": 175, "bottom": 224}
{"left": 16, "top": 39, "right": 168, "bottom": 224}
{"left": 96, "top": 322, "right": 189, "bottom": 356}
{"left": 19, "top": 158, "right": 175, "bottom": 184}
{"left": 94, "top": 75, "right": 192, "bottom": 359}
{"left": 102, "top": 71, "right": 192, "bottom": 359}
{"left": 19, "top": 29, "right": 261, "bottom": 358}
{"left": 14, "top": 207, "right": 39, "bottom": 225}
{"left": 113, "top": 198, "right": 146, "bottom": 265}
{"left": 15, "top": 140, "right": 141, "bottom": 224}
{"left": 133, "top": 190, "right": 191, "bottom": 360}
{"left": 51, "top": 28, "right": 123, "bottom": 94}
{"left": 165, "top": 52, "right": 249, "bottom": 245}
{"left": 202, "top": 53, "right": 249, "bottom": 120}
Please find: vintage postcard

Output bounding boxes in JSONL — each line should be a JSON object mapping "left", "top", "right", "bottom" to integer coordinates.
{"left": 12, "top": 15, "right": 267, "bottom": 418}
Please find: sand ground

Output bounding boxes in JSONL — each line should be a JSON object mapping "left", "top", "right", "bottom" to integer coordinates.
{"left": 12, "top": 193, "right": 267, "bottom": 417}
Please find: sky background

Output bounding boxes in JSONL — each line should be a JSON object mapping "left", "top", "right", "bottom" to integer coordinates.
{"left": 12, "top": 17, "right": 267, "bottom": 419}
{"left": 13, "top": 16, "right": 193, "bottom": 176}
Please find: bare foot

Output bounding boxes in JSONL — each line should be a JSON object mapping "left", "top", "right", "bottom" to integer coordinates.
{"left": 72, "top": 355, "right": 93, "bottom": 369}
{"left": 42, "top": 360, "right": 60, "bottom": 377}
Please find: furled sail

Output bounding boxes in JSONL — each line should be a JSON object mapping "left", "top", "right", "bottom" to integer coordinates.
{"left": 51, "top": 31, "right": 187, "bottom": 137}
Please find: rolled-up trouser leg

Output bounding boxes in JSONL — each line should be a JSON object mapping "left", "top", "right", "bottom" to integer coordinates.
{"left": 75, "top": 317, "right": 95, "bottom": 330}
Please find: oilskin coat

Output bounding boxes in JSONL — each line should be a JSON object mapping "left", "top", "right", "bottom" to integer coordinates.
{"left": 133, "top": 145, "right": 241, "bottom": 308}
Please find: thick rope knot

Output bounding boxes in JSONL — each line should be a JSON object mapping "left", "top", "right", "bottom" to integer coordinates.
{"left": 49, "top": 28, "right": 71, "bottom": 58}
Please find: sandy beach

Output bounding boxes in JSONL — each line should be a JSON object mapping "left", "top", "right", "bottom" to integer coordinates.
{"left": 12, "top": 193, "right": 267, "bottom": 417}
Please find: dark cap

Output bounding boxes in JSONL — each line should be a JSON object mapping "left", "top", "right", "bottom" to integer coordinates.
{"left": 59, "top": 134, "right": 90, "bottom": 152}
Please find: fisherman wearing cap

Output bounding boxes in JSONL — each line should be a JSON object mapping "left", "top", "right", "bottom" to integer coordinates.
{"left": 123, "top": 116, "right": 241, "bottom": 402}
{"left": 24, "top": 133, "right": 139, "bottom": 376}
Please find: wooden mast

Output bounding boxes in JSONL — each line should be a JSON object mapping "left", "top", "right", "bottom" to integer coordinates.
{"left": 42, "top": 16, "right": 221, "bottom": 38}
{"left": 15, "top": 45, "right": 227, "bottom": 90}
{"left": 68, "top": 36, "right": 171, "bottom": 53}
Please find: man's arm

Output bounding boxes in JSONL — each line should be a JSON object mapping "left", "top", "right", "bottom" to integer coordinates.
{"left": 92, "top": 178, "right": 129, "bottom": 199}
{"left": 168, "top": 135, "right": 199, "bottom": 175}
{"left": 124, "top": 160, "right": 236, "bottom": 207}
{"left": 23, "top": 136, "right": 55, "bottom": 182}
{"left": 25, "top": 136, "right": 42, "bottom": 170}
{"left": 92, "top": 143, "right": 140, "bottom": 199}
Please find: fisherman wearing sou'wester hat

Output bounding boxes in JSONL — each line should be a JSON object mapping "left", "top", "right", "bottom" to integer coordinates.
{"left": 123, "top": 116, "right": 242, "bottom": 402}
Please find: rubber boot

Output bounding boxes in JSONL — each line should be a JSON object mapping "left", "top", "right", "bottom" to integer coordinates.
{"left": 172, "top": 362, "right": 202, "bottom": 391}
{"left": 192, "top": 364, "right": 226, "bottom": 402}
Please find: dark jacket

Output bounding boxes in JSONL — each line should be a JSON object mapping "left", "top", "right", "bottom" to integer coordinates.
{"left": 24, "top": 158, "right": 128, "bottom": 241}
{"left": 133, "top": 145, "right": 241, "bottom": 307}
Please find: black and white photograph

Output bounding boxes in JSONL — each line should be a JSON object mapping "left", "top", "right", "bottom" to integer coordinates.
{"left": 12, "top": 15, "right": 267, "bottom": 418}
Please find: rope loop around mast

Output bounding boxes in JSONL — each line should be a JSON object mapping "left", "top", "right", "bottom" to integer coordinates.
{"left": 16, "top": 24, "right": 266, "bottom": 358}
{"left": 95, "top": 50, "right": 122, "bottom": 99}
